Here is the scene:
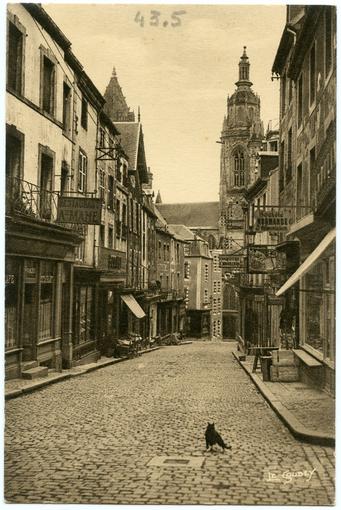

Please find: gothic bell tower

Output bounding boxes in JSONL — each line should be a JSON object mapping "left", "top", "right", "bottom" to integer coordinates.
{"left": 219, "top": 47, "right": 264, "bottom": 250}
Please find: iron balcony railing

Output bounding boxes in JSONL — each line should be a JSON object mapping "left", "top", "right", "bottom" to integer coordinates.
{"left": 6, "top": 176, "right": 59, "bottom": 223}
{"left": 6, "top": 176, "right": 86, "bottom": 237}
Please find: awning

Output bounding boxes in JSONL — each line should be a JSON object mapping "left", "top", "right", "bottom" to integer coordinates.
{"left": 276, "top": 228, "right": 336, "bottom": 297}
{"left": 121, "top": 294, "right": 146, "bottom": 319}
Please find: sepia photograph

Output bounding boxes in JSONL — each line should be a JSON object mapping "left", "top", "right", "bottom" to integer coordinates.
{"left": 4, "top": 1, "right": 335, "bottom": 505}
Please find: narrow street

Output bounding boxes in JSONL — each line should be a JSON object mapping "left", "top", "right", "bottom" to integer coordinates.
{"left": 5, "top": 343, "right": 334, "bottom": 505}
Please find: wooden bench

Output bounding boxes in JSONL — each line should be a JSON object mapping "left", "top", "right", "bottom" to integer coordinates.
{"left": 292, "top": 349, "right": 322, "bottom": 368}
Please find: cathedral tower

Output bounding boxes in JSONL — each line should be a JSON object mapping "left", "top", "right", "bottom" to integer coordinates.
{"left": 219, "top": 47, "right": 264, "bottom": 250}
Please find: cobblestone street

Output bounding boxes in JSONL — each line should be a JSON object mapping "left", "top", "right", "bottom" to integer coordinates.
{"left": 5, "top": 342, "right": 334, "bottom": 505}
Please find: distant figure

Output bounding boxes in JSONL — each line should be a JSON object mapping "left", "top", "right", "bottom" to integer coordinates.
{"left": 205, "top": 423, "right": 231, "bottom": 452}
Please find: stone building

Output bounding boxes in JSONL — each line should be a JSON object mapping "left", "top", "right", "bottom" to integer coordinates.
{"left": 218, "top": 47, "right": 264, "bottom": 340}
{"left": 272, "top": 5, "right": 336, "bottom": 394}
{"left": 6, "top": 4, "right": 85, "bottom": 377}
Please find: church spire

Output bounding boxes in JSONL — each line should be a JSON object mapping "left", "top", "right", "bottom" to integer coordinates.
{"left": 235, "top": 46, "right": 253, "bottom": 87}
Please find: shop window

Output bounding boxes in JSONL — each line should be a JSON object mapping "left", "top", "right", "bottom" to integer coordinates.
{"left": 7, "top": 20, "right": 24, "bottom": 94}
{"left": 63, "top": 82, "right": 72, "bottom": 134}
{"left": 78, "top": 150, "right": 87, "bottom": 193}
{"left": 81, "top": 96, "right": 88, "bottom": 130}
{"left": 302, "top": 253, "right": 335, "bottom": 360}
{"left": 42, "top": 55, "right": 56, "bottom": 116}
{"left": 5, "top": 260, "right": 19, "bottom": 350}
{"left": 74, "top": 287, "right": 94, "bottom": 345}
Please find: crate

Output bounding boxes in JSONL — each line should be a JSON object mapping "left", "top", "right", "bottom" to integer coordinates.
{"left": 270, "top": 365, "right": 299, "bottom": 382}
{"left": 272, "top": 350, "right": 297, "bottom": 366}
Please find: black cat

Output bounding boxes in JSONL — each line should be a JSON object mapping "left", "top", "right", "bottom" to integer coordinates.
{"left": 205, "top": 422, "right": 231, "bottom": 452}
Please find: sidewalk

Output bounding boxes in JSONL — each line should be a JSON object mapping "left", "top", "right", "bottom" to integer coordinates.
{"left": 232, "top": 351, "right": 335, "bottom": 447}
{"left": 5, "top": 341, "right": 193, "bottom": 401}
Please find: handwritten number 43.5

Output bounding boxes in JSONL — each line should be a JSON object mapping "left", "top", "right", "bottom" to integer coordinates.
{"left": 135, "top": 10, "right": 186, "bottom": 28}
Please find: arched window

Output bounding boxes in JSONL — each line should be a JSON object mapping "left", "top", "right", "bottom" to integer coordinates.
{"left": 223, "top": 285, "right": 237, "bottom": 311}
{"left": 233, "top": 150, "right": 245, "bottom": 187}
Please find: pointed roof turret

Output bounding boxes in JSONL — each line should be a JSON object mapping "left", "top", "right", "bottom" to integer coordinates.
{"left": 103, "top": 66, "right": 135, "bottom": 122}
{"left": 155, "top": 190, "right": 162, "bottom": 204}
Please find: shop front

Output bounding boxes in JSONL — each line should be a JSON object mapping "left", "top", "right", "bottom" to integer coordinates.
{"left": 276, "top": 228, "right": 335, "bottom": 394}
{"left": 5, "top": 216, "right": 81, "bottom": 379}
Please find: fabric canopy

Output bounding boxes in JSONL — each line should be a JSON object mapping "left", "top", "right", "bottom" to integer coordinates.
{"left": 121, "top": 294, "right": 146, "bottom": 319}
{"left": 276, "top": 228, "right": 336, "bottom": 297}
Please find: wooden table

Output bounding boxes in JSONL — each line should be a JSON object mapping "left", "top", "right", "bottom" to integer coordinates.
{"left": 250, "top": 346, "right": 279, "bottom": 373}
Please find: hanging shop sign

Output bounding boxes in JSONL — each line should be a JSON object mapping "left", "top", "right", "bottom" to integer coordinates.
{"left": 254, "top": 208, "right": 290, "bottom": 232}
{"left": 57, "top": 197, "right": 102, "bottom": 225}
{"left": 219, "top": 253, "right": 245, "bottom": 271}
{"left": 247, "top": 245, "right": 287, "bottom": 274}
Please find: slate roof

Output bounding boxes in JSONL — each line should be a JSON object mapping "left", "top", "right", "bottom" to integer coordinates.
{"left": 157, "top": 202, "right": 219, "bottom": 229}
{"left": 168, "top": 224, "right": 203, "bottom": 242}
{"left": 115, "top": 122, "right": 141, "bottom": 170}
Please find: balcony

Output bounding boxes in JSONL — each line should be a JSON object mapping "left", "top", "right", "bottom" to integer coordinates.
{"left": 6, "top": 176, "right": 59, "bottom": 223}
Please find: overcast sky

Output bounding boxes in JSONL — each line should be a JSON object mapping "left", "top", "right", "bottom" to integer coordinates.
{"left": 44, "top": 3, "right": 286, "bottom": 203}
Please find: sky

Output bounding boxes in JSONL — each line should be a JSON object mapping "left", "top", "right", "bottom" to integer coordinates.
{"left": 44, "top": 3, "right": 286, "bottom": 204}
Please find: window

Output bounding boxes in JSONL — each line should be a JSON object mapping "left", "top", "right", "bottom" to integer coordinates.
{"left": 107, "top": 175, "right": 114, "bottom": 209}
{"left": 279, "top": 140, "right": 284, "bottom": 191}
{"left": 302, "top": 250, "right": 335, "bottom": 361}
{"left": 60, "top": 161, "right": 69, "bottom": 196}
{"left": 39, "top": 150, "right": 54, "bottom": 220}
{"left": 63, "top": 82, "right": 72, "bottom": 133}
{"left": 287, "top": 128, "right": 292, "bottom": 182}
{"left": 288, "top": 79, "right": 293, "bottom": 104}
{"left": 108, "top": 225, "right": 114, "bottom": 248}
{"left": 204, "top": 264, "right": 209, "bottom": 282}
{"left": 325, "top": 8, "right": 332, "bottom": 78}
{"left": 81, "top": 96, "right": 88, "bottom": 130}
{"left": 100, "top": 224, "right": 105, "bottom": 246}
{"left": 233, "top": 150, "right": 245, "bottom": 187}
{"left": 99, "top": 127, "right": 105, "bottom": 147}
{"left": 99, "top": 169, "right": 105, "bottom": 201}
{"left": 309, "top": 43, "right": 316, "bottom": 106}
{"left": 158, "top": 241, "right": 162, "bottom": 259}
{"left": 270, "top": 141, "right": 278, "bottom": 152}
{"left": 281, "top": 74, "right": 286, "bottom": 116}
{"left": 296, "top": 163, "right": 304, "bottom": 220}
{"left": 6, "top": 127, "right": 23, "bottom": 180}
{"left": 42, "top": 56, "right": 55, "bottom": 116}
{"left": 7, "top": 21, "right": 24, "bottom": 94}
{"left": 223, "top": 285, "right": 237, "bottom": 310}
{"left": 78, "top": 150, "right": 87, "bottom": 192}
{"left": 297, "top": 74, "right": 303, "bottom": 127}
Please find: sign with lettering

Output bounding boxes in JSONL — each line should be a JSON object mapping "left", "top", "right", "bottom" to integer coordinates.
{"left": 98, "top": 247, "right": 126, "bottom": 275}
{"left": 248, "top": 245, "right": 286, "bottom": 274}
{"left": 57, "top": 197, "right": 102, "bottom": 225}
{"left": 254, "top": 209, "right": 290, "bottom": 232}
{"left": 219, "top": 254, "right": 244, "bottom": 271}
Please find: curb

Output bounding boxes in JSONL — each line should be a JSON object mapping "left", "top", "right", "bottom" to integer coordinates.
{"left": 232, "top": 351, "right": 335, "bottom": 447}
{"left": 5, "top": 346, "right": 162, "bottom": 401}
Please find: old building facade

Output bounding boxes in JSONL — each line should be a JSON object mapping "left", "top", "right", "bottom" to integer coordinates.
{"left": 272, "top": 5, "right": 336, "bottom": 394}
